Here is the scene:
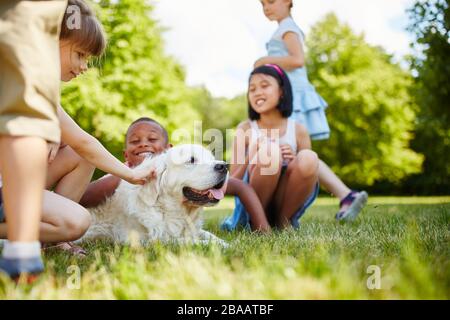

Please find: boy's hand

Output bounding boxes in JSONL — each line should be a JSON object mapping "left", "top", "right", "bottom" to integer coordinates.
{"left": 280, "top": 144, "right": 295, "bottom": 163}
{"left": 126, "top": 166, "right": 157, "bottom": 185}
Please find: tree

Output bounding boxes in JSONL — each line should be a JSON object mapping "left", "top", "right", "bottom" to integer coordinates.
{"left": 407, "top": 0, "right": 450, "bottom": 194}
{"left": 306, "top": 14, "right": 423, "bottom": 186}
{"left": 61, "top": 0, "right": 201, "bottom": 161}
{"left": 188, "top": 87, "right": 247, "bottom": 162}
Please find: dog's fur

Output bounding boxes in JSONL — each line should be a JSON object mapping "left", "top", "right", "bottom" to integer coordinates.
{"left": 81, "top": 145, "right": 228, "bottom": 246}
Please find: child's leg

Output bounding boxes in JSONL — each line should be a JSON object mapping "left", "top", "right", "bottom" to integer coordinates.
{"left": 248, "top": 141, "right": 283, "bottom": 210}
{"left": 0, "top": 136, "right": 47, "bottom": 241}
{"left": 274, "top": 150, "right": 319, "bottom": 228}
{"left": 0, "top": 0, "right": 67, "bottom": 280}
{"left": 46, "top": 146, "right": 95, "bottom": 202}
{"left": 0, "top": 147, "right": 93, "bottom": 245}
{"left": 318, "top": 160, "right": 351, "bottom": 199}
{"left": 318, "top": 160, "right": 368, "bottom": 220}
{"left": 41, "top": 146, "right": 94, "bottom": 252}
{"left": 226, "top": 177, "right": 271, "bottom": 232}
{"left": 0, "top": 190, "right": 91, "bottom": 243}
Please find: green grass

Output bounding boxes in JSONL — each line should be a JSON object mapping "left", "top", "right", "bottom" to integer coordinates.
{"left": 1, "top": 196, "right": 449, "bottom": 299}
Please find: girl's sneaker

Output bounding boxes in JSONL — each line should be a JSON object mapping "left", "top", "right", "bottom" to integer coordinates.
{"left": 335, "top": 191, "right": 368, "bottom": 222}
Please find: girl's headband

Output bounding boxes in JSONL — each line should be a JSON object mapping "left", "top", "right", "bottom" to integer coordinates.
{"left": 265, "top": 64, "right": 284, "bottom": 78}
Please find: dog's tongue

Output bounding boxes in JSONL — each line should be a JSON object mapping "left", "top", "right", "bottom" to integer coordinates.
{"left": 208, "top": 175, "right": 228, "bottom": 200}
{"left": 209, "top": 188, "right": 224, "bottom": 200}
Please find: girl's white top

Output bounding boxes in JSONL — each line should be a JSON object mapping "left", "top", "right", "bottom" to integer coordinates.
{"left": 250, "top": 119, "right": 298, "bottom": 166}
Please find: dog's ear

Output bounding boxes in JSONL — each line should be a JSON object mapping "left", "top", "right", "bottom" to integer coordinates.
{"left": 137, "top": 154, "right": 167, "bottom": 207}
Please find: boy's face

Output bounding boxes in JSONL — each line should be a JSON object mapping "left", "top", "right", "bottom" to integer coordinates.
{"left": 59, "top": 40, "right": 90, "bottom": 82}
{"left": 124, "top": 121, "right": 170, "bottom": 167}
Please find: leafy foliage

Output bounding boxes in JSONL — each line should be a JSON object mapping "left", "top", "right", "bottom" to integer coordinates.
{"left": 61, "top": 0, "right": 201, "bottom": 161}
{"left": 406, "top": 0, "right": 450, "bottom": 194}
{"left": 307, "top": 14, "right": 423, "bottom": 186}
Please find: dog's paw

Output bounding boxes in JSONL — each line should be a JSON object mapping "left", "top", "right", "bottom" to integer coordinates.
{"left": 215, "top": 239, "right": 230, "bottom": 249}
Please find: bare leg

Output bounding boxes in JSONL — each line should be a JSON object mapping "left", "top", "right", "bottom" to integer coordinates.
{"left": 275, "top": 150, "right": 319, "bottom": 229}
{"left": 0, "top": 190, "right": 91, "bottom": 243}
{"left": 0, "top": 136, "right": 47, "bottom": 241}
{"left": 318, "top": 160, "right": 350, "bottom": 200}
{"left": 248, "top": 141, "right": 283, "bottom": 210}
{"left": 226, "top": 178, "right": 271, "bottom": 232}
{"left": 46, "top": 146, "right": 95, "bottom": 202}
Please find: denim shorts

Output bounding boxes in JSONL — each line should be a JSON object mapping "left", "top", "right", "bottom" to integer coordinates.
{"left": 221, "top": 167, "right": 319, "bottom": 231}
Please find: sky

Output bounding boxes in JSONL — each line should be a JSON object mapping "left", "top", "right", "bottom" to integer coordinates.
{"left": 153, "top": 0, "right": 415, "bottom": 98}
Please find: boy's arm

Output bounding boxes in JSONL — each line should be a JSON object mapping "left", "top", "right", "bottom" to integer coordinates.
{"left": 254, "top": 32, "right": 305, "bottom": 71}
{"left": 79, "top": 174, "right": 121, "bottom": 208}
{"left": 57, "top": 105, "right": 153, "bottom": 184}
{"left": 230, "top": 122, "right": 251, "bottom": 180}
{"left": 226, "top": 177, "right": 271, "bottom": 233}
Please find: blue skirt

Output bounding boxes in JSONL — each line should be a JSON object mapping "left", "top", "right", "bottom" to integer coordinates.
{"left": 221, "top": 169, "right": 319, "bottom": 231}
{"left": 290, "top": 83, "right": 330, "bottom": 141}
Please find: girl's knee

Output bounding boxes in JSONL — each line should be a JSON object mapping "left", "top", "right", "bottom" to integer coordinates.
{"left": 79, "top": 157, "right": 95, "bottom": 176}
{"left": 256, "top": 141, "right": 283, "bottom": 170}
{"left": 295, "top": 150, "right": 319, "bottom": 178}
{"left": 59, "top": 146, "right": 82, "bottom": 165}
{"left": 58, "top": 146, "right": 91, "bottom": 169}
{"left": 64, "top": 208, "right": 91, "bottom": 240}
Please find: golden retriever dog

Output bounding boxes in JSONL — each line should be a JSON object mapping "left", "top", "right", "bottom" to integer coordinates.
{"left": 81, "top": 144, "right": 228, "bottom": 246}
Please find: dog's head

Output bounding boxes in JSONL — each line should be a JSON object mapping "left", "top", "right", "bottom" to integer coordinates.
{"left": 137, "top": 144, "right": 228, "bottom": 208}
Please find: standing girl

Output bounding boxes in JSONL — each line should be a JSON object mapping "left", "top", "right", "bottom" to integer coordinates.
{"left": 254, "top": 0, "right": 367, "bottom": 220}
{"left": 222, "top": 64, "right": 319, "bottom": 230}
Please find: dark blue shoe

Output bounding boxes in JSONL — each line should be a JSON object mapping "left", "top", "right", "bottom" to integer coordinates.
{"left": 0, "top": 256, "right": 44, "bottom": 282}
{"left": 335, "top": 191, "right": 368, "bottom": 222}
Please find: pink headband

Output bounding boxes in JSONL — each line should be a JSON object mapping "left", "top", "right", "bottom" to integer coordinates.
{"left": 265, "top": 64, "right": 284, "bottom": 77}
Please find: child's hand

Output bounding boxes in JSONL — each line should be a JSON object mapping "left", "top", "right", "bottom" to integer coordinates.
{"left": 126, "top": 166, "right": 157, "bottom": 185}
{"left": 280, "top": 144, "right": 295, "bottom": 163}
{"left": 254, "top": 57, "right": 267, "bottom": 68}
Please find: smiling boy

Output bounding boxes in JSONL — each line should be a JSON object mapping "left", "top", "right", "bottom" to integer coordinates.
{"left": 80, "top": 117, "right": 271, "bottom": 232}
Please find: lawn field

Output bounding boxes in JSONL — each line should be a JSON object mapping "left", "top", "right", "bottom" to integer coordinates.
{"left": 1, "top": 196, "right": 449, "bottom": 299}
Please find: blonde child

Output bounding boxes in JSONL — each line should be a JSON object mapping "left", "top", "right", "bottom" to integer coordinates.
{"left": 254, "top": 0, "right": 368, "bottom": 220}
{"left": 0, "top": 0, "right": 154, "bottom": 257}
{"left": 0, "top": 0, "right": 68, "bottom": 281}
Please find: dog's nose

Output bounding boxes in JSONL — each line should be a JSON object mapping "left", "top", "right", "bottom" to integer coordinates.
{"left": 214, "top": 162, "right": 228, "bottom": 173}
